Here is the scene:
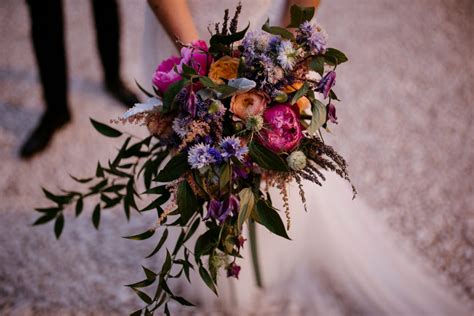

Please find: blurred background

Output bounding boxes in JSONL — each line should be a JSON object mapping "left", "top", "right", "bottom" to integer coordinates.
{"left": 0, "top": 0, "right": 472, "bottom": 315}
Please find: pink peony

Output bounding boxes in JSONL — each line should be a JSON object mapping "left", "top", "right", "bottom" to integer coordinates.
{"left": 152, "top": 40, "right": 212, "bottom": 94}
{"left": 152, "top": 55, "right": 181, "bottom": 93}
{"left": 259, "top": 104, "right": 302, "bottom": 153}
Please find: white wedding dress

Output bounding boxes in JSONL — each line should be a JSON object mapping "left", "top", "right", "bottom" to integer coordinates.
{"left": 142, "top": 1, "right": 469, "bottom": 315}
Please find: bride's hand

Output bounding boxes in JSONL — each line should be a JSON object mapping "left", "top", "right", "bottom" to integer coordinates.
{"left": 147, "top": 0, "right": 199, "bottom": 48}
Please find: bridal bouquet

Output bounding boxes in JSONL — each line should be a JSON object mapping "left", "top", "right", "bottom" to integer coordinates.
{"left": 34, "top": 4, "right": 354, "bottom": 315}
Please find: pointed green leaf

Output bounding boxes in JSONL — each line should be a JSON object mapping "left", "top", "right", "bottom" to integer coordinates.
{"left": 253, "top": 200, "right": 290, "bottom": 239}
{"left": 177, "top": 181, "right": 198, "bottom": 225}
{"left": 155, "top": 153, "right": 189, "bottom": 182}
{"left": 146, "top": 229, "right": 169, "bottom": 259}
{"left": 33, "top": 212, "right": 57, "bottom": 226}
{"left": 307, "top": 99, "right": 327, "bottom": 135}
{"left": 199, "top": 265, "right": 218, "bottom": 295}
{"left": 54, "top": 213, "right": 64, "bottom": 239}
{"left": 123, "top": 228, "right": 155, "bottom": 240}
{"left": 291, "top": 82, "right": 309, "bottom": 105}
{"left": 92, "top": 204, "right": 101, "bottom": 229}
{"left": 309, "top": 56, "right": 325, "bottom": 76}
{"left": 248, "top": 142, "right": 289, "bottom": 171}
{"left": 90, "top": 118, "right": 122, "bottom": 138}
{"left": 237, "top": 188, "right": 255, "bottom": 232}
{"left": 324, "top": 48, "right": 348, "bottom": 65}
{"left": 262, "top": 18, "right": 295, "bottom": 41}
{"left": 287, "top": 5, "right": 315, "bottom": 28}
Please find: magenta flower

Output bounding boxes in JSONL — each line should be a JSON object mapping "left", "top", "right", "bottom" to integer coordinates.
{"left": 317, "top": 71, "right": 336, "bottom": 99}
{"left": 259, "top": 104, "right": 302, "bottom": 153}
{"left": 152, "top": 40, "right": 212, "bottom": 94}
{"left": 179, "top": 40, "right": 211, "bottom": 76}
{"left": 152, "top": 55, "right": 181, "bottom": 94}
{"left": 227, "top": 262, "right": 241, "bottom": 279}
{"left": 327, "top": 103, "right": 338, "bottom": 124}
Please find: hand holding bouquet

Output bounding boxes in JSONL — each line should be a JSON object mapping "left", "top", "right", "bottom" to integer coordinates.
{"left": 34, "top": 4, "right": 355, "bottom": 315}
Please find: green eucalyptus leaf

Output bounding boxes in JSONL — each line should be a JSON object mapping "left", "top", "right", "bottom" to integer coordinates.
{"left": 123, "top": 228, "right": 155, "bottom": 240}
{"left": 92, "top": 204, "right": 101, "bottom": 229}
{"left": 309, "top": 56, "right": 325, "bottom": 76}
{"left": 329, "top": 89, "right": 339, "bottom": 101}
{"left": 291, "top": 82, "right": 309, "bottom": 105}
{"left": 155, "top": 153, "right": 189, "bottom": 182}
{"left": 210, "top": 22, "right": 250, "bottom": 47}
{"left": 90, "top": 118, "right": 122, "bottom": 138}
{"left": 132, "top": 288, "right": 153, "bottom": 305}
{"left": 287, "top": 5, "right": 315, "bottom": 28}
{"left": 262, "top": 18, "right": 295, "bottom": 41}
{"left": 69, "top": 174, "right": 93, "bottom": 183}
{"left": 253, "top": 200, "right": 290, "bottom": 239}
{"left": 54, "top": 213, "right": 64, "bottom": 239}
{"left": 135, "top": 79, "right": 154, "bottom": 98}
{"left": 143, "top": 266, "right": 158, "bottom": 280}
{"left": 146, "top": 229, "right": 169, "bottom": 259}
{"left": 198, "top": 265, "right": 218, "bottom": 295}
{"left": 33, "top": 212, "right": 57, "bottom": 226}
{"left": 161, "top": 250, "right": 172, "bottom": 275}
{"left": 162, "top": 79, "right": 187, "bottom": 112}
{"left": 177, "top": 181, "right": 198, "bottom": 225}
{"left": 172, "top": 295, "right": 195, "bottom": 306}
{"left": 237, "top": 188, "right": 255, "bottom": 232}
{"left": 307, "top": 99, "right": 327, "bottom": 135}
{"left": 199, "top": 76, "right": 217, "bottom": 88}
{"left": 42, "top": 188, "right": 72, "bottom": 205}
{"left": 324, "top": 48, "right": 348, "bottom": 65}
{"left": 249, "top": 142, "right": 289, "bottom": 171}
{"left": 75, "top": 198, "right": 83, "bottom": 217}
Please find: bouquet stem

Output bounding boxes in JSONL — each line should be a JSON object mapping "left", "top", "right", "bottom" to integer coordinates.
{"left": 248, "top": 219, "right": 263, "bottom": 288}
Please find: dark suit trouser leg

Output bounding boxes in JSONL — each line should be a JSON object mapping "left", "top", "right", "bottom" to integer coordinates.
{"left": 91, "top": 0, "right": 120, "bottom": 83}
{"left": 26, "top": 0, "right": 68, "bottom": 116}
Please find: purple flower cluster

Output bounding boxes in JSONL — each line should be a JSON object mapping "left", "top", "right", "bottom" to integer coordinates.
{"left": 316, "top": 71, "right": 336, "bottom": 99}
{"left": 220, "top": 136, "right": 248, "bottom": 161}
{"left": 187, "top": 143, "right": 221, "bottom": 169}
{"left": 187, "top": 136, "right": 247, "bottom": 169}
{"left": 296, "top": 21, "right": 328, "bottom": 55}
{"left": 204, "top": 195, "right": 239, "bottom": 222}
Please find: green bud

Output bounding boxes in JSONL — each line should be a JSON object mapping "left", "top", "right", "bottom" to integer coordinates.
{"left": 273, "top": 91, "right": 288, "bottom": 103}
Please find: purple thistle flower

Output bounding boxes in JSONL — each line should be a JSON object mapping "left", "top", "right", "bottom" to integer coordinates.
{"left": 227, "top": 262, "right": 241, "bottom": 279}
{"left": 317, "top": 71, "right": 336, "bottom": 99}
{"left": 220, "top": 136, "right": 248, "bottom": 161}
{"left": 172, "top": 116, "right": 191, "bottom": 138}
{"left": 327, "top": 103, "right": 338, "bottom": 124}
{"left": 187, "top": 143, "right": 218, "bottom": 169}
{"left": 207, "top": 147, "right": 223, "bottom": 164}
{"left": 204, "top": 195, "right": 240, "bottom": 223}
{"left": 186, "top": 85, "right": 198, "bottom": 117}
{"left": 297, "top": 21, "right": 328, "bottom": 55}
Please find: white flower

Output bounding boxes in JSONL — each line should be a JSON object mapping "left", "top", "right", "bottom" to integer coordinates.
{"left": 287, "top": 151, "right": 307, "bottom": 171}
{"left": 277, "top": 40, "right": 297, "bottom": 70}
{"left": 121, "top": 97, "right": 162, "bottom": 119}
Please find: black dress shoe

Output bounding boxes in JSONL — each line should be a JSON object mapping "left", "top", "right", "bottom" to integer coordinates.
{"left": 105, "top": 79, "right": 139, "bottom": 108}
{"left": 19, "top": 111, "right": 71, "bottom": 159}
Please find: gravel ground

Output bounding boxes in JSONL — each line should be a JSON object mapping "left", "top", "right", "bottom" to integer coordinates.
{"left": 0, "top": 0, "right": 473, "bottom": 315}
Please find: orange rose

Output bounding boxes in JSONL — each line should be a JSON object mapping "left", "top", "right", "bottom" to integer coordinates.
{"left": 296, "top": 96, "right": 311, "bottom": 113}
{"left": 282, "top": 82, "right": 304, "bottom": 93}
{"left": 208, "top": 56, "right": 240, "bottom": 84}
{"left": 230, "top": 91, "right": 269, "bottom": 120}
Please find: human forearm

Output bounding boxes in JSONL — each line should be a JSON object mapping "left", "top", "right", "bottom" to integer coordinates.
{"left": 147, "top": 0, "right": 199, "bottom": 46}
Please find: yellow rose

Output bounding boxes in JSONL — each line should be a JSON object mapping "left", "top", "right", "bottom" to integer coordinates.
{"left": 282, "top": 82, "right": 304, "bottom": 93}
{"left": 296, "top": 96, "right": 311, "bottom": 113}
{"left": 230, "top": 91, "right": 269, "bottom": 120}
{"left": 208, "top": 56, "right": 240, "bottom": 84}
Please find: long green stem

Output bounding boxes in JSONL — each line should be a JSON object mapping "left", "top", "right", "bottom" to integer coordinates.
{"left": 248, "top": 219, "right": 263, "bottom": 288}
